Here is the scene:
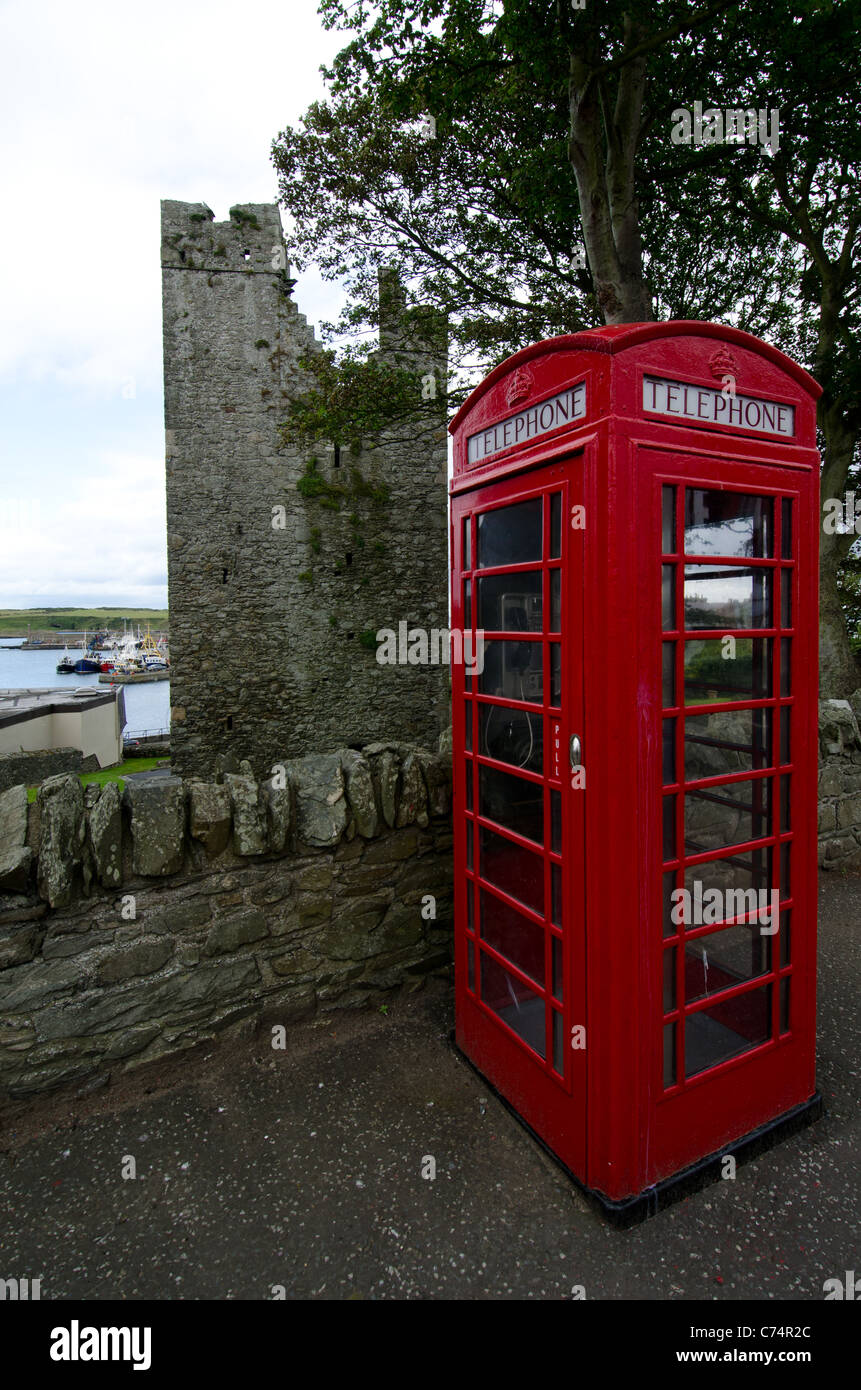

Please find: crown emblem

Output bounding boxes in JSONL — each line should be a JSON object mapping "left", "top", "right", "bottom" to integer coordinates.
{"left": 709, "top": 347, "right": 737, "bottom": 381}
{"left": 506, "top": 366, "right": 534, "bottom": 407}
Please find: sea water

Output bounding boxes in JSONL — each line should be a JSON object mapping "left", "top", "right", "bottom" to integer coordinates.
{"left": 0, "top": 640, "right": 170, "bottom": 737}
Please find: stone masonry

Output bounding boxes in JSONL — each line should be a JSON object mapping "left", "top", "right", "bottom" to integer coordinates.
{"left": 0, "top": 741, "right": 453, "bottom": 1103}
{"left": 161, "top": 200, "right": 449, "bottom": 781}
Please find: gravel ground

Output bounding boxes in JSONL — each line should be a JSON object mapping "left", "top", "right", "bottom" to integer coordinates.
{"left": 0, "top": 871, "right": 857, "bottom": 1301}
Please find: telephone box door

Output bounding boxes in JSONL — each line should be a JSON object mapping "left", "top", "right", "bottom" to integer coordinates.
{"left": 451, "top": 457, "right": 586, "bottom": 1176}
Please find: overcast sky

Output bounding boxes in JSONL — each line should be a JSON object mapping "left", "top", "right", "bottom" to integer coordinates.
{"left": 0, "top": 0, "right": 346, "bottom": 609}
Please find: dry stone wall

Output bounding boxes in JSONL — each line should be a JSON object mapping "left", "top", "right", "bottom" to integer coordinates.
{"left": 0, "top": 742, "right": 452, "bottom": 1103}
{"left": 817, "top": 694, "right": 861, "bottom": 870}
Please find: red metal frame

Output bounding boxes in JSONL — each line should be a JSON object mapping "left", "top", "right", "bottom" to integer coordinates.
{"left": 449, "top": 322, "right": 821, "bottom": 1205}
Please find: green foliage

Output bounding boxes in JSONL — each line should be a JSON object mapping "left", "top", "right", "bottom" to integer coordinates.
{"left": 298, "top": 570, "right": 313, "bottom": 583}
{"left": 296, "top": 456, "right": 389, "bottom": 512}
{"left": 310, "top": 526, "right": 322, "bottom": 554}
{"left": 280, "top": 349, "right": 444, "bottom": 449}
{"left": 255, "top": 338, "right": 270, "bottom": 349}
{"left": 358, "top": 629, "right": 379, "bottom": 650}
{"left": 230, "top": 208, "right": 260, "bottom": 228}
{"left": 214, "top": 245, "right": 227, "bottom": 257}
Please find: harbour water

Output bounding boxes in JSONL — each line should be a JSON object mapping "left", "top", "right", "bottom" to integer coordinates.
{"left": 0, "top": 640, "right": 170, "bottom": 737}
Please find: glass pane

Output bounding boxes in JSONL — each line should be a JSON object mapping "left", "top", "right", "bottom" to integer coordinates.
{"left": 685, "top": 985, "right": 772, "bottom": 1078}
{"left": 551, "top": 790, "right": 561, "bottom": 853}
{"left": 780, "top": 841, "right": 790, "bottom": 899}
{"left": 463, "top": 516, "right": 472, "bottom": 570}
{"left": 663, "top": 1023, "right": 677, "bottom": 1087}
{"left": 466, "top": 882, "right": 474, "bottom": 931}
{"left": 685, "top": 490, "right": 772, "bottom": 558}
{"left": 477, "top": 498, "right": 542, "bottom": 568}
{"left": 478, "top": 640, "right": 542, "bottom": 702}
{"left": 550, "top": 569, "right": 561, "bottom": 631}
{"left": 663, "top": 642, "right": 676, "bottom": 707}
{"left": 467, "top": 938, "right": 475, "bottom": 990}
{"left": 463, "top": 579, "right": 472, "bottom": 629}
{"left": 663, "top": 947, "right": 677, "bottom": 1011}
{"left": 662, "top": 565, "right": 676, "bottom": 629}
{"left": 552, "top": 1009, "right": 564, "bottom": 1074}
{"left": 479, "top": 703, "right": 542, "bottom": 773}
{"left": 480, "top": 826, "right": 544, "bottom": 914}
{"left": 663, "top": 794, "right": 676, "bottom": 861}
{"left": 780, "top": 774, "right": 790, "bottom": 832}
{"left": 779, "top": 910, "right": 791, "bottom": 967}
{"left": 549, "top": 493, "right": 561, "bottom": 559}
{"left": 781, "top": 638, "right": 791, "bottom": 696}
{"left": 781, "top": 498, "right": 792, "bottom": 558}
{"left": 480, "top": 952, "right": 546, "bottom": 1058}
{"left": 550, "top": 643, "right": 561, "bottom": 706}
{"left": 663, "top": 871, "right": 678, "bottom": 937}
{"left": 480, "top": 889, "right": 545, "bottom": 986}
{"left": 780, "top": 706, "right": 790, "bottom": 765}
{"left": 663, "top": 718, "right": 676, "bottom": 784}
{"left": 781, "top": 573, "right": 791, "bottom": 629}
{"left": 477, "top": 571, "right": 542, "bottom": 631}
{"left": 780, "top": 977, "right": 790, "bottom": 1032}
{"left": 685, "top": 777, "right": 771, "bottom": 855}
{"left": 551, "top": 863, "right": 561, "bottom": 926}
{"left": 479, "top": 765, "right": 543, "bottom": 844}
{"left": 551, "top": 934, "right": 563, "bottom": 999}
{"left": 464, "top": 699, "right": 472, "bottom": 751}
{"left": 685, "top": 846, "right": 772, "bottom": 903}
{"left": 465, "top": 820, "right": 473, "bottom": 870}
{"left": 685, "top": 921, "right": 771, "bottom": 1002}
{"left": 684, "top": 638, "right": 772, "bottom": 704}
{"left": 465, "top": 758, "right": 473, "bottom": 810}
{"left": 685, "top": 708, "right": 771, "bottom": 780}
{"left": 662, "top": 485, "right": 676, "bottom": 553}
{"left": 684, "top": 565, "right": 771, "bottom": 629}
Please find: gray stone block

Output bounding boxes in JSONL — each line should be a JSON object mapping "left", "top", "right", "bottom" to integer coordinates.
{"left": 124, "top": 782, "right": 186, "bottom": 876}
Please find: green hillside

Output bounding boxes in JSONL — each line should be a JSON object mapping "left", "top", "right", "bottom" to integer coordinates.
{"left": 0, "top": 608, "right": 169, "bottom": 637}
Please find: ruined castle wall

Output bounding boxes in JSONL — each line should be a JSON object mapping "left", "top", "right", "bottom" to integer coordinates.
{"left": 161, "top": 201, "right": 449, "bottom": 782}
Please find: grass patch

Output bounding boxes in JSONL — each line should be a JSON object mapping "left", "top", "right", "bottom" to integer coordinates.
{"left": 26, "top": 757, "right": 170, "bottom": 802}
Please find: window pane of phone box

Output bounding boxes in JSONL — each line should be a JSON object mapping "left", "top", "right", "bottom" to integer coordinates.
{"left": 477, "top": 498, "right": 542, "bottom": 568}
{"left": 685, "top": 490, "right": 772, "bottom": 558}
{"left": 480, "top": 889, "right": 545, "bottom": 987}
{"left": 479, "top": 764, "right": 543, "bottom": 844}
{"left": 685, "top": 776, "right": 771, "bottom": 855}
{"left": 685, "top": 984, "right": 772, "bottom": 1078}
{"left": 477, "top": 570, "right": 543, "bottom": 631}
{"left": 479, "top": 639, "right": 543, "bottom": 702}
{"left": 684, "top": 920, "right": 772, "bottom": 1003}
{"left": 480, "top": 951, "right": 546, "bottom": 1058}
{"left": 685, "top": 708, "right": 771, "bottom": 779}
{"left": 684, "top": 638, "right": 772, "bottom": 704}
{"left": 479, "top": 703, "right": 543, "bottom": 773}
{"left": 480, "top": 826, "right": 544, "bottom": 915}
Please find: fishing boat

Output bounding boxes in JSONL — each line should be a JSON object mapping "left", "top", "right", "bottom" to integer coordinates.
{"left": 139, "top": 629, "right": 170, "bottom": 671}
{"left": 56, "top": 648, "right": 76, "bottom": 674}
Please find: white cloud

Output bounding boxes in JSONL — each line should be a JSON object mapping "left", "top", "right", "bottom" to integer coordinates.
{"left": 0, "top": 0, "right": 349, "bottom": 605}
{"left": 0, "top": 451, "right": 168, "bottom": 603}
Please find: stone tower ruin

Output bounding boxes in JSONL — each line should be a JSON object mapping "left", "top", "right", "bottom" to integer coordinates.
{"left": 161, "top": 200, "right": 449, "bottom": 780}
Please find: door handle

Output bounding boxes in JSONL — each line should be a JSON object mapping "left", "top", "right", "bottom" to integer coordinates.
{"left": 569, "top": 735, "right": 582, "bottom": 769}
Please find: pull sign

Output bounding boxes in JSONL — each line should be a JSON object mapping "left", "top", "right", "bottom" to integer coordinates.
{"left": 551, "top": 720, "right": 562, "bottom": 781}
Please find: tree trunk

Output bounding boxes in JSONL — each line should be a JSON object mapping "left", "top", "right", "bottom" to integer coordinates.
{"left": 818, "top": 402, "right": 861, "bottom": 698}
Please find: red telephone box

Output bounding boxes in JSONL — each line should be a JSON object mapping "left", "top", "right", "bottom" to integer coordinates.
{"left": 449, "top": 321, "right": 823, "bottom": 1223}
